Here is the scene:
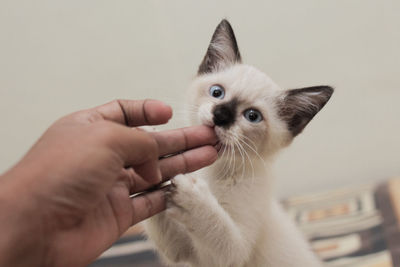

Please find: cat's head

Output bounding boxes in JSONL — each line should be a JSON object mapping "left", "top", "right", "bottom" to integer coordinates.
{"left": 187, "top": 19, "right": 333, "bottom": 165}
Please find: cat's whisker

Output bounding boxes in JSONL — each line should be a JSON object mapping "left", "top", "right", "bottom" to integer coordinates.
{"left": 236, "top": 132, "right": 258, "bottom": 151}
{"left": 233, "top": 138, "right": 246, "bottom": 181}
{"left": 231, "top": 141, "right": 236, "bottom": 178}
{"left": 235, "top": 138, "right": 246, "bottom": 179}
{"left": 235, "top": 135, "right": 255, "bottom": 183}
{"left": 233, "top": 139, "right": 244, "bottom": 179}
{"left": 215, "top": 143, "right": 229, "bottom": 178}
{"left": 235, "top": 133, "right": 259, "bottom": 156}
{"left": 235, "top": 135, "right": 258, "bottom": 173}
{"left": 230, "top": 138, "right": 239, "bottom": 178}
{"left": 236, "top": 135, "right": 267, "bottom": 172}
{"left": 225, "top": 142, "right": 234, "bottom": 178}
{"left": 219, "top": 151, "right": 229, "bottom": 178}
{"left": 226, "top": 141, "right": 236, "bottom": 178}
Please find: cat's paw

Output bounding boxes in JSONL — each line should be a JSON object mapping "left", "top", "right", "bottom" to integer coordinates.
{"left": 166, "top": 174, "right": 210, "bottom": 222}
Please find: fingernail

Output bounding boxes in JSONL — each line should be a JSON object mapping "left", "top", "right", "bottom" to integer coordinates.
{"left": 156, "top": 168, "right": 162, "bottom": 183}
{"left": 161, "top": 102, "right": 173, "bottom": 120}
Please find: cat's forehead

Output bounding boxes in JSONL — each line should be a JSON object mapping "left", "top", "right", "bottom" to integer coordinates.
{"left": 200, "top": 64, "right": 281, "bottom": 100}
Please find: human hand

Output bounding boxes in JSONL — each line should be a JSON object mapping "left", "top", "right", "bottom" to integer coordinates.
{"left": 0, "top": 99, "right": 217, "bottom": 267}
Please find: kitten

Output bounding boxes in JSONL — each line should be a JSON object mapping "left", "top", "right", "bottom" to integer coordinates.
{"left": 144, "top": 19, "right": 333, "bottom": 267}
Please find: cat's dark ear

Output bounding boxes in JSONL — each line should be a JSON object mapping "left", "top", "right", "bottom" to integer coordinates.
{"left": 278, "top": 86, "right": 334, "bottom": 136}
{"left": 198, "top": 19, "right": 242, "bottom": 75}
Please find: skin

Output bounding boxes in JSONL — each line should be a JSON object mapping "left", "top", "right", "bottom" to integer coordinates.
{"left": 0, "top": 99, "right": 218, "bottom": 267}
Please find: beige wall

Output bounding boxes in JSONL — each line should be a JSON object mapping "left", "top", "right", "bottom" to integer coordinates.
{"left": 0, "top": 0, "right": 399, "bottom": 197}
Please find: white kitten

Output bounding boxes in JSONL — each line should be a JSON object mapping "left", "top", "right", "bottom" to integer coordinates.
{"left": 144, "top": 19, "right": 333, "bottom": 267}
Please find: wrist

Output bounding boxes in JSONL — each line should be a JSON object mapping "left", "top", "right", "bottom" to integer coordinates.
{"left": 0, "top": 169, "right": 48, "bottom": 267}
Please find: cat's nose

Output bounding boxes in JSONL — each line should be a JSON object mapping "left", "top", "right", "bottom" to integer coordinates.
{"left": 213, "top": 103, "right": 236, "bottom": 128}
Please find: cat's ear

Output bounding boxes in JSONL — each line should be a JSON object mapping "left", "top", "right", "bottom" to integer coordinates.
{"left": 278, "top": 86, "right": 334, "bottom": 136}
{"left": 198, "top": 19, "right": 242, "bottom": 75}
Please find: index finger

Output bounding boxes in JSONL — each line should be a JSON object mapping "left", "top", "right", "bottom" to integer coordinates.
{"left": 150, "top": 125, "right": 218, "bottom": 156}
{"left": 94, "top": 99, "right": 173, "bottom": 126}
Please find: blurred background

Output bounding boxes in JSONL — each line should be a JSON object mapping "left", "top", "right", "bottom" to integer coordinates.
{"left": 0, "top": 0, "right": 399, "bottom": 197}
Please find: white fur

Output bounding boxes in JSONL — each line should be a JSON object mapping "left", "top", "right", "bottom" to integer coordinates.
{"left": 144, "top": 64, "right": 321, "bottom": 267}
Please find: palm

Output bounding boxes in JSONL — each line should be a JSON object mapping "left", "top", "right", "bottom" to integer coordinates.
{"left": 50, "top": 184, "right": 133, "bottom": 267}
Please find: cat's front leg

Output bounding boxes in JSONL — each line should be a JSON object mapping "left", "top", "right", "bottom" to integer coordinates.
{"left": 168, "top": 174, "right": 251, "bottom": 267}
{"left": 144, "top": 210, "right": 197, "bottom": 265}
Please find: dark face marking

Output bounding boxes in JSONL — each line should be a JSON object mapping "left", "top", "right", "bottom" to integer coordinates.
{"left": 278, "top": 86, "right": 334, "bottom": 136}
{"left": 198, "top": 19, "right": 242, "bottom": 75}
{"left": 212, "top": 98, "right": 238, "bottom": 128}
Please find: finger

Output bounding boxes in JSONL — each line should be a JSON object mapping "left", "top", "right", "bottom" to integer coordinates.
{"left": 118, "top": 145, "right": 217, "bottom": 194}
{"left": 134, "top": 161, "right": 162, "bottom": 185}
{"left": 94, "top": 99, "right": 173, "bottom": 126}
{"left": 130, "top": 189, "right": 166, "bottom": 225}
{"left": 100, "top": 122, "right": 161, "bottom": 184}
{"left": 121, "top": 129, "right": 161, "bottom": 184}
{"left": 151, "top": 125, "right": 217, "bottom": 157}
{"left": 118, "top": 168, "right": 154, "bottom": 195}
{"left": 159, "top": 145, "right": 217, "bottom": 180}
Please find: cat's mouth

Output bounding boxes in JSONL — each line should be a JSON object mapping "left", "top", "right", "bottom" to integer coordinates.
{"left": 214, "top": 141, "right": 223, "bottom": 153}
{"left": 213, "top": 126, "right": 232, "bottom": 154}
{"left": 212, "top": 127, "right": 223, "bottom": 153}
{"left": 201, "top": 118, "right": 228, "bottom": 153}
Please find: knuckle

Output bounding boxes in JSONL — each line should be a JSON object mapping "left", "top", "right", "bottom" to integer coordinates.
{"left": 94, "top": 121, "right": 118, "bottom": 142}
{"left": 120, "top": 168, "right": 137, "bottom": 192}
{"left": 138, "top": 132, "right": 159, "bottom": 159}
{"left": 180, "top": 128, "right": 189, "bottom": 149}
{"left": 111, "top": 99, "right": 126, "bottom": 111}
{"left": 178, "top": 154, "right": 189, "bottom": 174}
{"left": 110, "top": 99, "right": 120, "bottom": 105}
{"left": 143, "top": 195, "right": 154, "bottom": 217}
{"left": 127, "top": 168, "right": 137, "bottom": 191}
{"left": 110, "top": 99, "right": 123, "bottom": 106}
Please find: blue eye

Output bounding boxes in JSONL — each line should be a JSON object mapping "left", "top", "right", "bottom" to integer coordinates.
{"left": 209, "top": 85, "right": 225, "bottom": 99}
{"left": 244, "top": 109, "right": 263, "bottom": 123}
